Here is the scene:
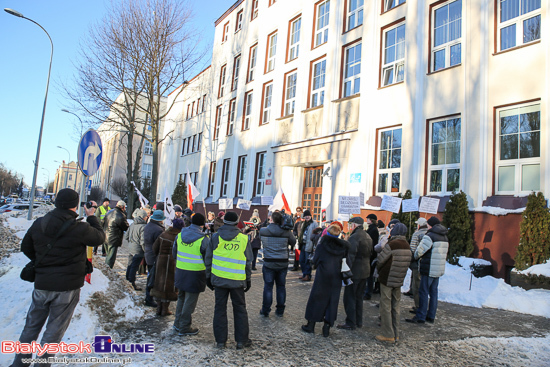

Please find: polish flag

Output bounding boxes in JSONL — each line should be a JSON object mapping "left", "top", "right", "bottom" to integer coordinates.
{"left": 187, "top": 169, "right": 200, "bottom": 211}
{"left": 269, "top": 187, "right": 291, "bottom": 214}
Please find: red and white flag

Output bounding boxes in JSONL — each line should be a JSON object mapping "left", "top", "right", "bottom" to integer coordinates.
{"left": 269, "top": 187, "right": 291, "bottom": 213}
{"left": 187, "top": 169, "right": 200, "bottom": 210}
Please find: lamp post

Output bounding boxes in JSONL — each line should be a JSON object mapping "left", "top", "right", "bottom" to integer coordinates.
{"left": 5, "top": 8, "right": 54, "bottom": 220}
{"left": 62, "top": 109, "right": 87, "bottom": 215}
{"left": 57, "top": 146, "right": 71, "bottom": 188}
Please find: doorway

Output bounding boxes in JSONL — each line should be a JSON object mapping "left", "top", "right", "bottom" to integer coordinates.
{"left": 302, "top": 166, "right": 323, "bottom": 222}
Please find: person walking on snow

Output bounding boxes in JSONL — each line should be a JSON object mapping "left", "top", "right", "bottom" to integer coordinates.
{"left": 125, "top": 208, "right": 148, "bottom": 290}
{"left": 143, "top": 210, "right": 165, "bottom": 307}
{"left": 103, "top": 200, "right": 129, "bottom": 268}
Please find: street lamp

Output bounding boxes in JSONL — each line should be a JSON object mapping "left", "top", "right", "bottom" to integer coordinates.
{"left": 62, "top": 109, "right": 86, "bottom": 215}
{"left": 57, "top": 146, "right": 71, "bottom": 188}
{"left": 5, "top": 8, "right": 54, "bottom": 220}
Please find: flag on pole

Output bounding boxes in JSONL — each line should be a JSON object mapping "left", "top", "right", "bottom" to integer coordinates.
{"left": 187, "top": 169, "right": 200, "bottom": 211}
{"left": 131, "top": 181, "right": 149, "bottom": 208}
{"left": 164, "top": 187, "right": 175, "bottom": 226}
{"left": 268, "top": 187, "right": 291, "bottom": 213}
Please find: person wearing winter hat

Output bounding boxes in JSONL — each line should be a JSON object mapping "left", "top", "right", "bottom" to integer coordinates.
{"left": 174, "top": 205, "right": 183, "bottom": 218}
{"left": 376, "top": 223, "right": 411, "bottom": 343}
{"left": 94, "top": 198, "right": 111, "bottom": 255}
{"left": 245, "top": 209, "right": 263, "bottom": 270}
{"left": 205, "top": 211, "right": 253, "bottom": 349}
{"left": 143, "top": 210, "right": 166, "bottom": 307}
{"left": 298, "top": 209, "right": 318, "bottom": 281}
{"left": 364, "top": 213, "right": 379, "bottom": 300}
{"left": 404, "top": 217, "right": 429, "bottom": 309}
{"left": 103, "top": 200, "right": 129, "bottom": 269}
{"left": 213, "top": 211, "right": 225, "bottom": 233}
{"left": 125, "top": 209, "right": 148, "bottom": 291}
{"left": 182, "top": 208, "right": 193, "bottom": 227}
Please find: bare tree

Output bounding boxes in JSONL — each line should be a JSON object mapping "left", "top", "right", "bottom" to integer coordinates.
{"left": 89, "top": 186, "right": 106, "bottom": 203}
{"left": 110, "top": 176, "right": 128, "bottom": 199}
{"left": 0, "top": 163, "right": 22, "bottom": 197}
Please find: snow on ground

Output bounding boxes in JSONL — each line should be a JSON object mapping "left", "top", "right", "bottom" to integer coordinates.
{"left": 516, "top": 259, "right": 550, "bottom": 277}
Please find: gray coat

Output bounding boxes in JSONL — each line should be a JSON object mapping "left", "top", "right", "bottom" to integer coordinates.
{"left": 260, "top": 223, "right": 296, "bottom": 270}
{"left": 124, "top": 216, "right": 147, "bottom": 256}
{"left": 347, "top": 226, "right": 373, "bottom": 280}
{"left": 302, "top": 220, "right": 319, "bottom": 253}
{"left": 377, "top": 235, "right": 411, "bottom": 288}
{"left": 144, "top": 220, "right": 165, "bottom": 265}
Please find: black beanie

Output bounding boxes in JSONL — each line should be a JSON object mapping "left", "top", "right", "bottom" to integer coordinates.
{"left": 303, "top": 209, "right": 312, "bottom": 217}
{"left": 223, "top": 211, "right": 239, "bottom": 225}
{"left": 427, "top": 216, "right": 441, "bottom": 227}
{"left": 191, "top": 213, "right": 205, "bottom": 226}
{"left": 55, "top": 188, "right": 79, "bottom": 209}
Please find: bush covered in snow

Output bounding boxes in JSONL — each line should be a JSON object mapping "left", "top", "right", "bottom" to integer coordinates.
{"left": 515, "top": 192, "right": 550, "bottom": 270}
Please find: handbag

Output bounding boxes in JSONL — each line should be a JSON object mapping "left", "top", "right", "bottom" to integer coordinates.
{"left": 20, "top": 219, "right": 76, "bottom": 283}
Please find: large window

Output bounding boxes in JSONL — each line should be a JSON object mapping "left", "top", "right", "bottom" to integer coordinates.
{"left": 377, "top": 128, "right": 402, "bottom": 194}
{"left": 208, "top": 162, "right": 217, "bottom": 197}
{"left": 498, "top": 0, "right": 541, "bottom": 51}
{"left": 220, "top": 159, "right": 231, "bottom": 197}
{"left": 311, "top": 58, "right": 326, "bottom": 107}
{"left": 142, "top": 163, "right": 152, "bottom": 180}
{"left": 284, "top": 71, "right": 297, "bottom": 116}
{"left": 251, "top": 0, "right": 258, "bottom": 20}
{"left": 243, "top": 91, "right": 253, "bottom": 130}
{"left": 382, "top": 22, "right": 405, "bottom": 87}
{"left": 266, "top": 31, "right": 278, "bottom": 73}
{"left": 222, "top": 22, "right": 229, "bottom": 43}
{"left": 384, "top": 0, "right": 405, "bottom": 12}
{"left": 429, "top": 117, "right": 461, "bottom": 194}
{"left": 496, "top": 103, "right": 540, "bottom": 194}
{"left": 232, "top": 55, "right": 241, "bottom": 91}
{"left": 314, "top": 1, "right": 330, "bottom": 47}
{"left": 261, "top": 82, "right": 273, "bottom": 125}
{"left": 288, "top": 17, "right": 301, "bottom": 61}
{"left": 432, "top": 0, "right": 462, "bottom": 72}
{"left": 202, "top": 94, "right": 207, "bottom": 113}
{"left": 227, "top": 99, "right": 236, "bottom": 136}
{"left": 144, "top": 141, "right": 153, "bottom": 155}
{"left": 235, "top": 10, "right": 243, "bottom": 32}
{"left": 236, "top": 155, "right": 247, "bottom": 197}
{"left": 218, "top": 64, "right": 227, "bottom": 98}
{"left": 197, "top": 132, "right": 202, "bottom": 152}
{"left": 214, "top": 105, "right": 222, "bottom": 140}
{"left": 343, "top": 41, "right": 361, "bottom": 97}
{"left": 347, "top": 0, "right": 364, "bottom": 31}
{"left": 254, "top": 152, "right": 266, "bottom": 196}
{"left": 247, "top": 44, "right": 257, "bottom": 82}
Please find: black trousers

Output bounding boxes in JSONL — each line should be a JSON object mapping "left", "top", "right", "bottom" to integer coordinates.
{"left": 343, "top": 278, "right": 368, "bottom": 327}
{"left": 213, "top": 287, "right": 249, "bottom": 344}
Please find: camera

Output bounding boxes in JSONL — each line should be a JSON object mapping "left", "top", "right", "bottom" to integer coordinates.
{"left": 84, "top": 202, "right": 97, "bottom": 209}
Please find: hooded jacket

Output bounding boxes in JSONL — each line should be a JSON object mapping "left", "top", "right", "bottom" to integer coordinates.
{"left": 415, "top": 224, "right": 449, "bottom": 278}
{"left": 377, "top": 235, "right": 411, "bottom": 288}
{"left": 260, "top": 223, "right": 296, "bottom": 269}
{"left": 172, "top": 224, "right": 209, "bottom": 293}
{"left": 103, "top": 207, "right": 129, "bottom": 248}
{"left": 347, "top": 226, "right": 373, "bottom": 280}
{"left": 124, "top": 215, "right": 147, "bottom": 256}
{"left": 144, "top": 220, "right": 165, "bottom": 265}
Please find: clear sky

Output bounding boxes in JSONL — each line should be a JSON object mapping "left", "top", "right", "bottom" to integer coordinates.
{"left": 0, "top": 0, "right": 232, "bottom": 190}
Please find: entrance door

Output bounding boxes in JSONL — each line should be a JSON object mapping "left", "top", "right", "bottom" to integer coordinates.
{"left": 302, "top": 166, "right": 323, "bottom": 222}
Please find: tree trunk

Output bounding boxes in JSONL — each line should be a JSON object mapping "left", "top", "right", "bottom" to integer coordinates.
{"left": 125, "top": 131, "right": 136, "bottom": 215}
{"left": 149, "top": 122, "right": 159, "bottom": 205}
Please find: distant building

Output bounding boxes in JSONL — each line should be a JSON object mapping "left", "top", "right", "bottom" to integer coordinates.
{"left": 53, "top": 161, "right": 83, "bottom": 194}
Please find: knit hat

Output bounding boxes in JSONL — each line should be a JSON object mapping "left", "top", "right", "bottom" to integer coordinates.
{"left": 252, "top": 209, "right": 260, "bottom": 218}
{"left": 366, "top": 213, "right": 378, "bottom": 221}
{"left": 427, "top": 216, "right": 441, "bottom": 227}
{"left": 388, "top": 219, "right": 400, "bottom": 226}
{"left": 327, "top": 221, "right": 343, "bottom": 236}
{"left": 391, "top": 223, "right": 408, "bottom": 237}
{"left": 102, "top": 198, "right": 110, "bottom": 204}
{"left": 415, "top": 217, "right": 428, "bottom": 226}
{"left": 174, "top": 205, "right": 183, "bottom": 213}
{"left": 116, "top": 200, "right": 126, "bottom": 208}
{"left": 223, "top": 211, "right": 239, "bottom": 225}
{"left": 150, "top": 210, "right": 165, "bottom": 221}
{"left": 218, "top": 211, "right": 225, "bottom": 218}
{"left": 55, "top": 188, "right": 79, "bottom": 209}
{"left": 349, "top": 216, "right": 364, "bottom": 225}
{"left": 172, "top": 218, "right": 184, "bottom": 230}
{"left": 191, "top": 213, "right": 206, "bottom": 226}
{"left": 183, "top": 208, "right": 193, "bottom": 216}
{"left": 303, "top": 209, "right": 312, "bottom": 217}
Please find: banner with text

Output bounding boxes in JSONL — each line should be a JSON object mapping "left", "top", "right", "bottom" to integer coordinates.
{"left": 236, "top": 199, "right": 252, "bottom": 211}
{"left": 380, "top": 195, "right": 403, "bottom": 213}
{"left": 419, "top": 197, "right": 440, "bottom": 214}
{"left": 219, "top": 198, "right": 234, "bottom": 210}
{"left": 338, "top": 196, "right": 361, "bottom": 214}
{"left": 402, "top": 198, "right": 419, "bottom": 213}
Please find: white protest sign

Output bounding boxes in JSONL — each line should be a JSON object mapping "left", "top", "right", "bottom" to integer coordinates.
{"left": 402, "top": 198, "right": 419, "bottom": 213}
{"left": 419, "top": 197, "right": 440, "bottom": 214}
{"left": 338, "top": 196, "right": 361, "bottom": 214}
{"left": 359, "top": 192, "right": 365, "bottom": 207}
{"left": 380, "top": 195, "right": 403, "bottom": 214}
{"left": 337, "top": 213, "right": 350, "bottom": 222}
{"left": 261, "top": 196, "right": 274, "bottom": 206}
{"left": 219, "top": 198, "right": 233, "bottom": 210}
{"left": 236, "top": 199, "right": 252, "bottom": 211}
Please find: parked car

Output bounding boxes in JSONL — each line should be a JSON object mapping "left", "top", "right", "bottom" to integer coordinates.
{"left": 0, "top": 203, "right": 40, "bottom": 213}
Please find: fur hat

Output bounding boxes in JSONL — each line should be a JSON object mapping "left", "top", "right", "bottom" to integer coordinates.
{"left": 327, "top": 221, "right": 343, "bottom": 236}
{"left": 427, "top": 216, "right": 441, "bottom": 227}
{"left": 172, "top": 218, "right": 184, "bottom": 230}
{"left": 223, "top": 211, "right": 239, "bottom": 225}
{"left": 391, "top": 223, "right": 408, "bottom": 237}
{"left": 191, "top": 213, "right": 206, "bottom": 226}
{"left": 55, "top": 188, "right": 79, "bottom": 209}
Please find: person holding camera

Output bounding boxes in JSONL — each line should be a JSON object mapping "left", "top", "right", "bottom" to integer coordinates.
{"left": 11, "top": 188, "right": 105, "bottom": 367}
{"left": 103, "top": 200, "right": 130, "bottom": 268}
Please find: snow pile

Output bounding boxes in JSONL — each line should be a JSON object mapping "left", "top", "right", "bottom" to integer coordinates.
{"left": 516, "top": 260, "right": 550, "bottom": 278}
{"left": 5, "top": 217, "right": 34, "bottom": 239}
{"left": 458, "top": 256, "right": 492, "bottom": 267}
{"left": 472, "top": 206, "right": 525, "bottom": 216}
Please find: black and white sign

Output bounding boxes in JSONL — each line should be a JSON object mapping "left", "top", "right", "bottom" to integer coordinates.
{"left": 338, "top": 196, "right": 361, "bottom": 214}
{"left": 380, "top": 195, "right": 402, "bottom": 214}
{"left": 419, "top": 197, "right": 440, "bottom": 214}
{"left": 219, "top": 198, "right": 234, "bottom": 210}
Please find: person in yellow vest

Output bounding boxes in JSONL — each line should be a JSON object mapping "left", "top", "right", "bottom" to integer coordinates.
{"left": 94, "top": 198, "right": 111, "bottom": 255}
{"left": 171, "top": 213, "right": 210, "bottom": 336}
{"left": 205, "top": 211, "right": 253, "bottom": 350}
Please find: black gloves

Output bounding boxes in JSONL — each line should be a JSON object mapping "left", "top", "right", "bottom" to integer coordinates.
{"left": 244, "top": 280, "right": 251, "bottom": 292}
{"left": 206, "top": 278, "right": 214, "bottom": 291}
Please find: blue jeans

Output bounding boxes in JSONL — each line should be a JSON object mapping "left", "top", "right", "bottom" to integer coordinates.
{"left": 261, "top": 266, "right": 288, "bottom": 315}
{"left": 417, "top": 275, "right": 439, "bottom": 321}
{"left": 299, "top": 250, "right": 311, "bottom": 276}
{"left": 126, "top": 254, "right": 144, "bottom": 283}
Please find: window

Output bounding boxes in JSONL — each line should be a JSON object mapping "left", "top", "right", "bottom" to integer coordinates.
{"left": 314, "top": 0, "right": 330, "bottom": 47}
{"left": 269, "top": 0, "right": 277, "bottom": 5}
{"left": 310, "top": 58, "right": 326, "bottom": 107}
{"left": 284, "top": 71, "right": 297, "bottom": 116}
{"left": 192, "top": 134, "right": 197, "bottom": 152}
{"left": 347, "top": 0, "right": 364, "bottom": 31}
{"left": 499, "top": 0, "right": 541, "bottom": 51}
{"left": 382, "top": 22, "right": 405, "bottom": 87}
{"left": 191, "top": 101, "right": 195, "bottom": 117}
{"left": 220, "top": 159, "right": 231, "bottom": 197}
{"left": 181, "top": 138, "right": 187, "bottom": 156}
{"left": 144, "top": 141, "right": 153, "bottom": 155}
{"left": 432, "top": 0, "right": 462, "bottom": 72}
{"left": 254, "top": 152, "right": 266, "bottom": 196}
{"left": 202, "top": 94, "right": 207, "bottom": 112}
{"left": 429, "top": 117, "right": 461, "bottom": 194}
{"left": 196, "top": 98, "right": 200, "bottom": 115}
{"left": 227, "top": 99, "right": 236, "bottom": 135}
{"left": 236, "top": 155, "right": 247, "bottom": 196}
{"left": 496, "top": 103, "right": 540, "bottom": 194}
{"left": 222, "top": 22, "right": 229, "bottom": 43}
{"left": 208, "top": 162, "right": 217, "bottom": 197}
{"left": 247, "top": 44, "right": 257, "bottom": 82}
{"left": 342, "top": 41, "right": 361, "bottom": 97}
{"left": 243, "top": 91, "right": 253, "bottom": 130}
{"left": 235, "top": 10, "right": 243, "bottom": 32}
{"left": 142, "top": 163, "right": 152, "bottom": 180}
{"left": 384, "top": 0, "right": 405, "bottom": 12}
{"left": 232, "top": 55, "right": 241, "bottom": 91}
{"left": 186, "top": 104, "right": 191, "bottom": 120}
{"left": 251, "top": 0, "right": 258, "bottom": 20}
{"left": 214, "top": 105, "right": 222, "bottom": 140}
{"left": 377, "top": 128, "right": 402, "bottom": 194}
{"left": 288, "top": 17, "right": 301, "bottom": 61}
{"left": 266, "top": 31, "right": 278, "bottom": 73}
{"left": 186, "top": 137, "right": 192, "bottom": 154}
{"left": 218, "top": 64, "right": 227, "bottom": 98}
{"left": 69, "top": 174, "right": 73, "bottom": 181}
{"left": 197, "top": 132, "right": 202, "bottom": 151}
{"left": 261, "top": 82, "right": 273, "bottom": 125}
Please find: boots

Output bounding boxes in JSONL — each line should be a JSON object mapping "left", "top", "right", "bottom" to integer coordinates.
{"left": 301, "top": 321, "right": 315, "bottom": 333}
{"left": 322, "top": 321, "right": 330, "bottom": 337}
{"left": 131, "top": 282, "right": 142, "bottom": 291}
{"left": 161, "top": 302, "right": 173, "bottom": 316}
{"left": 156, "top": 302, "right": 163, "bottom": 316}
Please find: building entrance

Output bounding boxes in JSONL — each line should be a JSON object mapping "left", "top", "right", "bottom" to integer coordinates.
{"left": 302, "top": 166, "right": 323, "bottom": 222}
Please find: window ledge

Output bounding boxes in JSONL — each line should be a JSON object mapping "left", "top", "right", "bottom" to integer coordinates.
{"left": 381, "top": 2, "right": 406, "bottom": 15}
{"left": 285, "top": 57, "right": 298, "bottom": 64}
{"left": 378, "top": 81, "right": 404, "bottom": 90}
{"left": 301, "top": 105, "right": 324, "bottom": 114}
{"left": 343, "top": 25, "right": 362, "bottom": 35}
{"left": 259, "top": 122, "right": 270, "bottom": 127}
{"left": 332, "top": 94, "right": 360, "bottom": 103}
{"left": 264, "top": 69, "right": 274, "bottom": 75}
{"left": 235, "top": 29, "right": 242, "bottom": 34}
{"left": 276, "top": 114, "right": 294, "bottom": 121}
{"left": 427, "top": 63, "right": 462, "bottom": 76}
{"left": 493, "top": 40, "right": 541, "bottom": 56}
{"left": 311, "top": 42, "right": 327, "bottom": 51}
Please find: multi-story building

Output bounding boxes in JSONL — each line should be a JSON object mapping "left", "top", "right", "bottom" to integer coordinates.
{"left": 159, "top": 0, "right": 547, "bottom": 279}
{"left": 53, "top": 161, "right": 83, "bottom": 194}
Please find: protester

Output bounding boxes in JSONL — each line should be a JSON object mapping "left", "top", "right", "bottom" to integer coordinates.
{"left": 302, "top": 221, "right": 349, "bottom": 337}
{"left": 143, "top": 210, "right": 165, "bottom": 307}
{"left": 376, "top": 223, "right": 411, "bottom": 343}
{"left": 293, "top": 207, "right": 303, "bottom": 221}
{"left": 259, "top": 211, "right": 296, "bottom": 317}
{"left": 213, "top": 211, "right": 225, "bottom": 232}
{"left": 11, "top": 189, "right": 105, "bottom": 367}
{"left": 364, "top": 213, "right": 379, "bottom": 300}
{"left": 245, "top": 209, "right": 263, "bottom": 270}
{"left": 94, "top": 197, "right": 111, "bottom": 255}
{"left": 205, "top": 211, "right": 216, "bottom": 234}
{"left": 103, "top": 201, "right": 129, "bottom": 268}
{"left": 182, "top": 208, "right": 193, "bottom": 227}
{"left": 174, "top": 205, "right": 183, "bottom": 219}
{"left": 172, "top": 213, "right": 210, "bottom": 336}
{"left": 291, "top": 211, "right": 303, "bottom": 271}
{"left": 407, "top": 216, "right": 449, "bottom": 324}
{"left": 125, "top": 208, "right": 148, "bottom": 291}
{"left": 298, "top": 210, "right": 318, "bottom": 281}
{"left": 338, "top": 217, "right": 373, "bottom": 330}
{"left": 406, "top": 218, "right": 429, "bottom": 312}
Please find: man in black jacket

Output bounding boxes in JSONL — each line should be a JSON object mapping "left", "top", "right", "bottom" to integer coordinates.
{"left": 364, "top": 214, "right": 379, "bottom": 300}
{"left": 103, "top": 200, "right": 129, "bottom": 268}
{"left": 11, "top": 188, "right": 105, "bottom": 367}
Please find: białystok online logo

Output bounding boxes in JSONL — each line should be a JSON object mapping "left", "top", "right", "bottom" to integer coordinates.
{"left": 1, "top": 335, "right": 154, "bottom": 356}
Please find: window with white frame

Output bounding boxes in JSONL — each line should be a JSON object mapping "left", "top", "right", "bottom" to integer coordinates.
{"left": 235, "top": 10, "right": 243, "bottom": 32}
{"left": 208, "top": 162, "right": 216, "bottom": 197}
{"left": 222, "top": 22, "right": 229, "bottom": 43}
{"left": 186, "top": 137, "right": 192, "bottom": 154}
{"left": 221, "top": 159, "right": 231, "bottom": 197}
{"left": 267, "top": 32, "right": 277, "bottom": 73}
{"left": 289, "top": 17, "right": 301, "bottom": 61}
{"left": 197, "top": 132, "right": 202, "bottom": 151}
{"left": 181, "top": 139, "right": 187, "bottom": 156}
{"left": 237, "top": 155, "right": 247, "bottom": 196}
{"left": 142, "top": 163, "right": 152, "bottom": 180}
{"left": 429, "top": 117, "right": 461, "bottom": 194}
{"left": 214, "top": 105, "right": 222, "bottom": 140}
{"left": 255, "top": 152, "right": 266, "bottom": 196}
{"left": 144, "top": 141, "right": 153, "bottom": 155}
{"left": 314, "top": 1, "right": 330, "bottom": 47}
{"left": 377, "top": 128, "right": 402, "bottom": 194}
{"left": 251, "top": 0, "right": 258, "bottom": 20}
{"left": 432, "top": 0, "right": 462, "bottom": 72}
{"left": 384, "top": 0, "right": 405, "bottom": 12}
{"left": 498, "top": 0, "right": 541, "bottom": 51}
{"left": 382, "top": 23, "right": 405, "bottom": 86}
{"left": 496, "top": 103, "right": 540, "bottom": 194}
{"left": 219, "top": 64, "right": 227, "bottom": 98}
{"left": 343, "top": 42, "right": 361, "bottom": 97}
{"left": 347, "top": 0, "right": 364, "bottom": 31}
{"left": 262, "top": 83, "right": 273, "bottom": 124}
{"left": 192, "top": 134, "right": 197, "bottom": 152}
{"left": 227, "top": 99, "right": 236, "bottom": 135}
{"left": 248, "top": 44, "right": 257, "bottom": 82}
{"left": 243, "top": 91, "right": 253, "bottom": 130}
{"left": 285, "top": 72, "right": 297, "bottom": 116}
{"left": 232, "top": 55, "right": 241, "bottom": 91}
{"left": 311, "top": 59, "right": 326, "bottom": 107}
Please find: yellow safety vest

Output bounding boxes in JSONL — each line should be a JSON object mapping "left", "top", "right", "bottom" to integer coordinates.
{"left": 212, "top": 233, "right": 248, "bottom": 281}
{"left": 176, "top": 234, "right": 206, "bottom": 271}
{"left": 99, "top": 205, "right": 111, "bottom": 219}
